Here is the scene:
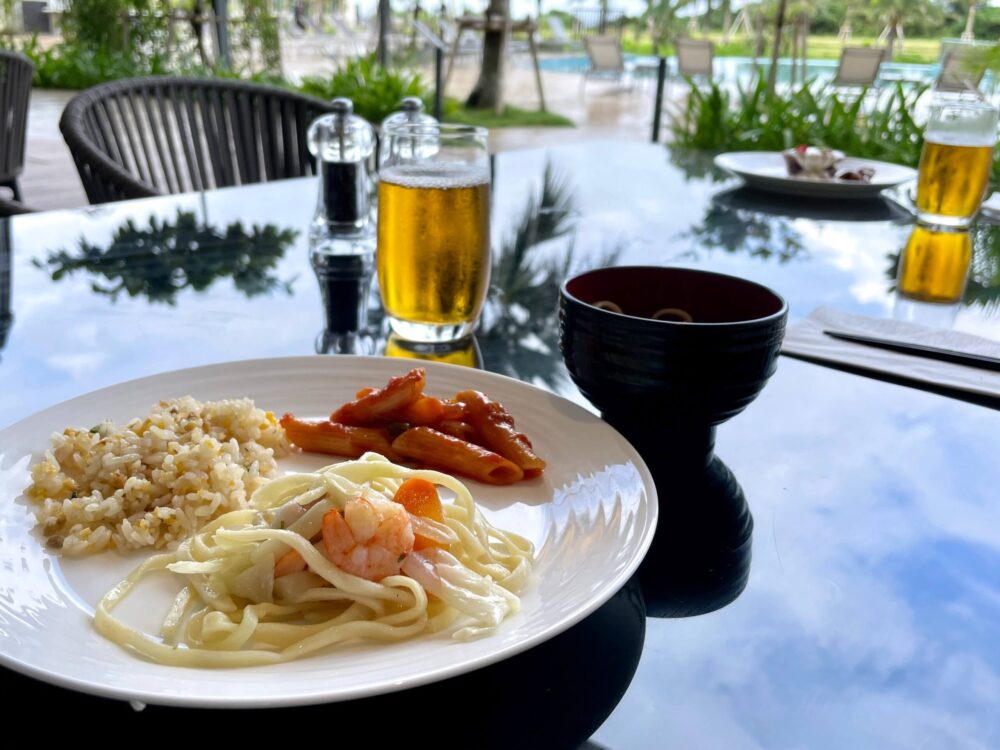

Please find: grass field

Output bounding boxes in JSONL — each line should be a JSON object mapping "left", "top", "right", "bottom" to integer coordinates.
{"left": 445, "top": 104, "right": 574, "bottom": 128}
{"left": 619, "top": 33, "right": 942, "bottom": 65}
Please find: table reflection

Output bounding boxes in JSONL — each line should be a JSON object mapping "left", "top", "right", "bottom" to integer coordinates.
{"left": 11, "top": 576, "right": 646, "bottom": 750}
{"left": 31, "top": 209, "right": 298, "bottom": 305}
{"left": 711, "top": 186, "right": 912, "bottom": 223}
{"left": 383, "top": 334, "right": 483, "bottom": 368}
{"left": 896, "top": 224, "right": 972, "bottom": 305}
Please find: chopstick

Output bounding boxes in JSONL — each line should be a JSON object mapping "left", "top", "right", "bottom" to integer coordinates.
{"left": 823, "top": 330, "right": 1000, "bottom": 373}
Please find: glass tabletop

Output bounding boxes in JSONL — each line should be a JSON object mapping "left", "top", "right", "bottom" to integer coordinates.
{"left": 2, "top": 141, "right": 999, "bottom": 747}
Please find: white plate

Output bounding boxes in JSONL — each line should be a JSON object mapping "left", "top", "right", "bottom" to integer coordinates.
{"left": 0, "top": 356, "right": 657, "bottom": 707}
{"left": 715, "top": 151, "right": 917, "bottom": 199}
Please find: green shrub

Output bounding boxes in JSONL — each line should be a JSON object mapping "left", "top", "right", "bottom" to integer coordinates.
{"left": 669, "top": 76, "right": 928, "bottom": 170}
{"left": 19, "top": 36, "right": 169, "bottom": 89}
{"left": 299, "top": 54, "right": 433, "bottom": 124}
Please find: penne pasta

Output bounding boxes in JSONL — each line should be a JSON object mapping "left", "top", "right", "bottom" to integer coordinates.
{"left": 436, "top": 419, "right": 479, "bottom": 443}
{"left": 332, "top": 369, "right": 426, "bottom": 425}
{"left": 392, "top": 427, "right": 524, "bottom": 486}
{"left": 282, "top": 369, "right": 544, "bottom": 484}
{"left": 280, "top": 415, "right": 400, "bottom": 462}
{"left": 456, "top": 390, "right": 547, "bottom": 473}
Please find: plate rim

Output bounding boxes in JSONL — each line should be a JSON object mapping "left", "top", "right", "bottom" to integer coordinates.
{"left": 0, "top": 355, "right": 660, "bottom": 707}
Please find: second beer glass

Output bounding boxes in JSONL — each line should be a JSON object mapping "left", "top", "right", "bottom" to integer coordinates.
{"left": 377, "top": 124, "right": 491, "bottom": 343}
{"left": 916, "top": 96, "right": 998, "bottom": 227}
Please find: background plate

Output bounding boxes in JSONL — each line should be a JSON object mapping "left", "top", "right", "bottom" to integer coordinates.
{"left": 715, "top": 151, "right": 917, "bottom": 199}
{"left": 0, "top": 356, "right": 657, "bottom": 707}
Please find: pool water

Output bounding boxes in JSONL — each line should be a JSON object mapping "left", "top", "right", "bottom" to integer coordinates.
{"left": 538, "top": 54, "right": 939, "bottom": 86}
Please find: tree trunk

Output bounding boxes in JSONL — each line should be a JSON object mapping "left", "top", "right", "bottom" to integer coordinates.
{"left": 646, "top": 0, "right": 657, "bottom": 56}
{"left": 885, "top": 13, "right": 898, "bottom": 60}
{"left": 722, "top": 1, "right": 732, "bottom": 39}
{"left": 467, "top": 0, "right": 508, "bottom": 112}
{"left": 766, "top": 0, "right": 787, "bottom": 94}
{"left": 963, "top": 2, "right": 976, "bottom": 40}
{"left": 703, "top": 0, "right": 713, "bottom": 30}
{"left": 377, "top": 0, "right": 390, "bottom": 66}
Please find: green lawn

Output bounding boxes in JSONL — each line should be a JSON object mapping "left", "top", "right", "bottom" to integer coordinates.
{"left": 445, "top": 105, "right": 574, "bottom": 129}
{"left": 620, "top": 33, "right": 942, "bottom": 65}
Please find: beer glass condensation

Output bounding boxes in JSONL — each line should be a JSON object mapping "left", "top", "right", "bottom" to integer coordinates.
{"left": 916, "top": 97, "right": 999, "bottom": 227}
{"left": 377, "top": 124, "right": 491, "bottom": 343}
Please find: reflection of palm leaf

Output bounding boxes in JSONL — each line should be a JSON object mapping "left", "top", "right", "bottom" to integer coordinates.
{"left": 33, "top": 211, "right": 298, "bottom": 306}
{"left": 668, "top": 147, "right": 729, "bottom": 184}
{"left": 492, "top": 161, "right": 577, "bottom": 308}
{"left": 682, "top": 204, "right": 807, "bottom": 262}
{"left": 481, "top": 161, "right": 621, "bottom": 388}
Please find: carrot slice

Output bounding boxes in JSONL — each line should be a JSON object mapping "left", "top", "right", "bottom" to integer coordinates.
{"left": 394, "top": 477, "right": 446, "bottom": 550}
{"left": 394, "top": 478, "right": 445, "bottom": 521}
{"left": 391, "top": 396, "right": 445, "bottom": 426}
{"left": 274, "top": 548, "right": 306, "bottom": 577}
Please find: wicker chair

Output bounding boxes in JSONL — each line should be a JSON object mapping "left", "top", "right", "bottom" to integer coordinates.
{"left": 0, "top": 50, "right": 34, "bottom": 202}
{"left": 0, "top": 194, "right": 34, "bottom": 217}
{"left": 60, "top": 77, "right": 336, "bottom": 204}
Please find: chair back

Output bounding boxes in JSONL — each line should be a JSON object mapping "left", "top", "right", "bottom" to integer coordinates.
{"left": 60, "top": 77, "right": 334, "bottom": 204}
{"left": 0, "top": 194, "right": 33, "bottom": 217}
{"left": 676, "top": 38, "right": 714, "bottom": 77}
{"left": 834, "top": 47, "right": 886, "bottom": 87}
{"left": 0, "top": 50, "right": 34, "bottom": 185}
{"left": 585, "top": 35, "right": 624, "bottom": 73}
{"left": 936, "top": 47, "right": 988, "bottom": 93}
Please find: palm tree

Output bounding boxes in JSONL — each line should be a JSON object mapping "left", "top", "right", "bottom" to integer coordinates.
{"left": 871, "top": 0, "right": 940, "bottom": 59}
{"left": 766, "top": 0, "right": 788, "bottom": 93}
{"left": 467, "top": 0, "right": 508, "bottom": 112}
{"left": 962, "top": 0, "right": 977, "bottom": 40}
{"left": 644, "top": 0, "right": 692, "bottom": 56}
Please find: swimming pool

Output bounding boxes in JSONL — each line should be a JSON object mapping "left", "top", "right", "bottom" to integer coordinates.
{"left": 537, "top": 54, "right": 939, "bottom": 86}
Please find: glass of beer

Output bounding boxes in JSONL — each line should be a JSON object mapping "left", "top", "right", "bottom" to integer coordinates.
{"left": 377, "top": 123, "right": 490, "bottom": 343}
{"left": 916, "top": 96, "right": 998, "bottom": 228}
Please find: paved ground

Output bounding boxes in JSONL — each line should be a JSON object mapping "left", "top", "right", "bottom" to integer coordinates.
{"left": 15, "top": 47, "right": 665, "bottom": 212}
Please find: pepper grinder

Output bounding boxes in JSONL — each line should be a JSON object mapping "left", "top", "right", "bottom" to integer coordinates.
{"left": 307, "top": 98, "right": 377, "bottom": 354}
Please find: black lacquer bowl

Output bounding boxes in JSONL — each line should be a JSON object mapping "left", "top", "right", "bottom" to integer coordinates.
{"left": 559, "top": 266, "right": 788, "bottom": 427}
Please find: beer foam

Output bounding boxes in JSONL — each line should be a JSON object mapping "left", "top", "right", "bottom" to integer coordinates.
{"left": 381, "top": 163, "right": 490, "bottom": 190}
{"left": 924, "top": 131, "right": 996, "bottom": 148}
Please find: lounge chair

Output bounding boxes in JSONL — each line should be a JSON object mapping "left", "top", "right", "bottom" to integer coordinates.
{"left": 675, "top": 38, "right": 714, "bottom": 79}
{"left": 582, "top": 35, "right": 628, "bottom": 90}
{"left": 833, "top": 47, "right": 886, "bottom": 89}
{"left": 936, "top": 46, "right": 988, "bottom": 94}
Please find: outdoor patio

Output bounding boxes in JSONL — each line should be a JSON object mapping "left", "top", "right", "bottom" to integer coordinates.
{"left": 1, "top": 2, "right": 1000, "bottom": 747}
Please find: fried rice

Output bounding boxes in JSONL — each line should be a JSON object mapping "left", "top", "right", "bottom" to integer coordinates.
{"left": 25, "top": 396, "right": 289, "bottom": 555}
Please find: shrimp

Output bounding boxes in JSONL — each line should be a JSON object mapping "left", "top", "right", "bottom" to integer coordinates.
{"left": 322, "top": 494, "right": 415, "bottom": 582}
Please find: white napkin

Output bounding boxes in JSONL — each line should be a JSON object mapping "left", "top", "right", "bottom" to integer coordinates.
{"left": 781, "top": 306, "right": 1000, "bottom": 400}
